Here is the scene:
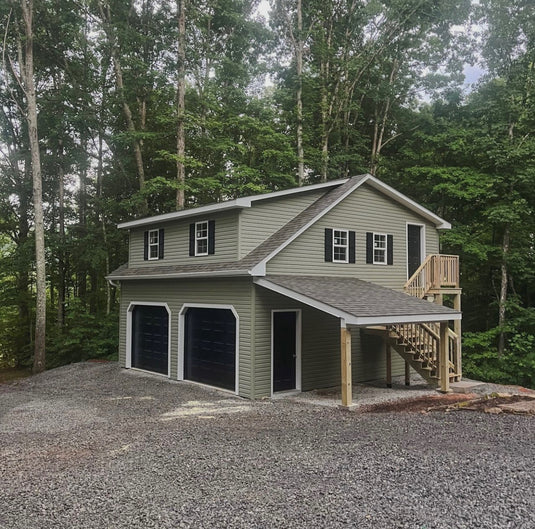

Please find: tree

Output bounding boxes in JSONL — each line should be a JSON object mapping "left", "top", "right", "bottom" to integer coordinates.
{"left": 9, "top": 0, "right": 47, "bottom": 372}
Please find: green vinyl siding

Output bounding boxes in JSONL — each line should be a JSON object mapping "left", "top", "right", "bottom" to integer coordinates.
{"left": 355, "top": 330, "right": 405, "bottom": 381}
{"left": 128, "top": 210, "right": 239, "bottom": 267}
{"left": 253, "top": 286, "right": 340, "bottom": 397}
{"left": 268, "top": 183, "right": 442, "bottom": 290}
{"left": 119, "top": 277, "right": 253, "bottom": 398}
{"left": 239, "top": 190, "right": 325, "bottom": 258}
{"left": 252, "top": 286, "right": 405, "bottom": 398}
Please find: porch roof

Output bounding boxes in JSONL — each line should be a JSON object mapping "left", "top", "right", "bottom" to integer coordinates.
{"left": 254, "top": 275, "right": 461, "bottom": 326}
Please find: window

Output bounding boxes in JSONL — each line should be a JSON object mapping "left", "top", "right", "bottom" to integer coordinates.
{"left": 373, "top": 233, "right": 387, "bottom": 264}
{"left": 333, "top": 229, "right": 349, "bottom": 263}
{"left": 189, "top": 220, "right": 215, "bottom": 256}
{"left": 324, "top": 228, "right": 355, "bottom": 263}
{"left": 195, "top": 221, "right": 209, "bottom": 256}
{"left": 148, "top": 229, "right": 159, "bottom": 260}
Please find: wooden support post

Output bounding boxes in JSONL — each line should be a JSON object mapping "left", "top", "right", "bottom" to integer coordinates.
{"left": 341, "top": 323, "right": 352, "bottom": 407}
{"left": 453, "top": 293, "right": 462, "bottom": 380}
{"left": 386, "top": 343, "right": 392, "bottom": 388}
{"left": 433, "top": 293, "right": 443, "bottom": 306}
{"left": 439, "top": 321, "right": 451, "bottom": 393}
{"left": 405, "top": 361, "right": 411, "bottom": 386}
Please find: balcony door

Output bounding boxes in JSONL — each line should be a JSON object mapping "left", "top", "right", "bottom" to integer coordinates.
{"left": 407, "top": 224, "right": 424, "bottom": 279}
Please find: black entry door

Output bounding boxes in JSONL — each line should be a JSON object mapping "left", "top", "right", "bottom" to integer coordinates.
{"left": 273, "top": 311, "right": 297, "bottom": 392}
{"left": 132, "top": 305, "right": 169, "bottom": 374}
{"left": 407, "top": 224, "right": 422, "bottom": 279}
{"left": 184, "top": 308, "right": 236, "bottom": 391}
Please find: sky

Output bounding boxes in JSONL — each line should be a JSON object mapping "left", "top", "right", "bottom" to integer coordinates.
{"left": 255, "top": 1, "right": 486, "bottom": 93}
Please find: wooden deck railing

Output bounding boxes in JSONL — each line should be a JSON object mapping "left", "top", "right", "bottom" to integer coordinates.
{"left": 404, "top": 254, "right": 460, "bottom": 298}
{"left": 390, "top": 322, "right": 460, "bottom": 380}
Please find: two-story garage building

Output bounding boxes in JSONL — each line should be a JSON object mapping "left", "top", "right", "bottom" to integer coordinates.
{"left": 107, "top": 174, "right": 462, "bottom": 406}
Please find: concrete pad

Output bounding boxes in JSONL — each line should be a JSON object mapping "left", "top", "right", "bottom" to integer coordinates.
{"left": 450, "top": 380, "right": 488, "bottom": 394}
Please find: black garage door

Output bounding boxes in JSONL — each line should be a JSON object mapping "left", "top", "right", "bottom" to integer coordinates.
{"left": 132, "top": 305, "right": 169, "bottom": 375}
{"left": 184, "top": 308, "right": 236, "bottom": 391}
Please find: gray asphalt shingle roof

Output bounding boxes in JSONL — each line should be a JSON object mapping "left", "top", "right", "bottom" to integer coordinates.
{"left": 256, "top": 275, "right": 461, "bottom": 324}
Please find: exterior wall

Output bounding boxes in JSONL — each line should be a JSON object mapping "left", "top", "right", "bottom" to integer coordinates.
{"left": 239, "top": 190, "right": 325, "bottom": 258}
{"left": 128, "top": 210, "right": 239, "bottom": 267}
{"left": 118, "top": 277, "right": 253, "bottom": 398}
{"left": 267, "top": 183, "right": 441, "bottom": 290}
{"left": 356, "top": 330, "right": 405, "bottom": 381}
{"left": 252, "top": 286, "right": 406, "bottom": 398}
{"left": 253, "top": 287, "right": 340, "bottom": 398}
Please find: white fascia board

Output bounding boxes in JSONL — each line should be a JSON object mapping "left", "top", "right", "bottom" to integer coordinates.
{"left": 363, "top": 175, "right": 452, "bottom": 229}
{"left": 349, "top": 312, "right": 462, "bottom": 326}
{"left": 117, "top": 199, "right": 251, "bottom": 229}
{"left": 106, "top": 269, "right": 250, "bottom": 280}
{"left": 254, "top": 278, "right": 461, "bottom": 326}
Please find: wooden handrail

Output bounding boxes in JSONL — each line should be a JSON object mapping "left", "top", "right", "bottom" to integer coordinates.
{"left": 404, "top": 254, "right": 459, "bottom": 298}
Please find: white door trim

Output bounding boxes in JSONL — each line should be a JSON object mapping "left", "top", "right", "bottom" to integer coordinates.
{"left": 126, "top": 301, "right": 171, "bottom": 378}
{"left": 178, "top": 303, "right": 240, "bottom": 396}
{"left": 271, "top": 309, "right": 302, "bottom": 396}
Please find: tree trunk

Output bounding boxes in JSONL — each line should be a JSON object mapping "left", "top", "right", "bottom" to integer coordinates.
{"left": 57, "top": 139, "right": 65, "bottom": 328}
{"left": 296, "top": 0, "right": 304, "bottom": 185}
{"left": 176, "top": 0, "right": 186, "bottom": 209}
{"left": 21, "top": 0, "right": 46, "bottom": 373}
{"left": 498, "top": 225, "right": 510, "bottom": 356}
{"left": 98, "top": 1, "right": 147, "bottom": 214}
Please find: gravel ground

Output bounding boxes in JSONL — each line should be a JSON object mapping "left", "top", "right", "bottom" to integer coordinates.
{"left": 1, "top": 362, "right": 534, "bottom": 529}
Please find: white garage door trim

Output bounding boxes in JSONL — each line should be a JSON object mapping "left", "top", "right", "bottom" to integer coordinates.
{"left": 126, "top": 301, "right": 171, "bottom": 377}
{"left": 178, "top": 303, "right": 239, "bottom": 395}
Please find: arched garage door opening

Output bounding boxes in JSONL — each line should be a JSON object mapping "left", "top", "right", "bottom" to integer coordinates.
{"left": 183, "top": 307, "right": 237, "bottom": 391}
{"left": 129, "top": 304, "right": 170, "bottom": 376}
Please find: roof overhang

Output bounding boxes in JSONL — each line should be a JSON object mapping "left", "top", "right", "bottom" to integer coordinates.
{"left": 362, "top": 175, "right": 451, "bottom": 229}
{"left": 254, "top": 277, "right": 461, "bottom": 326}
{"left": 106, "top": 269, "right": 250, "bottom": 281}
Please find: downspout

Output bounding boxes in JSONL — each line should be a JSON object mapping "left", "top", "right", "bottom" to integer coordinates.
{"left": 108, "top": 279, "right": 121, "bottom": 288}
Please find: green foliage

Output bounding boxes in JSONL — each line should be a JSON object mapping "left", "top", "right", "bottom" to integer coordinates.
{"left": 0, "top": 0, "right": 533, "bottom": 387}
{"left": 47, "top": 301, "right": 119, "bottom": 368}
{"left": 463, "top": 329, "right": 535, "bottom": 388}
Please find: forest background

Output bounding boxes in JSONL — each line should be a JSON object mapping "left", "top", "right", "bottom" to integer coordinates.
{"left": 1, "top": 0, "right": 533, "bottom": 386}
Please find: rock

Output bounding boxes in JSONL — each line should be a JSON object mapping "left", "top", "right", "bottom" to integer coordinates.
{"left": 484, "top": 407, "right": 503, "bottom": 414}
{"left": 499, "top": 401, "right": 535, "bottom": 415}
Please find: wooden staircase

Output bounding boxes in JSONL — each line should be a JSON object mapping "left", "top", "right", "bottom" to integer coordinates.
{"left": 388, "top": 255, "right": 462, "bottom": 387}
{"left": 388, "top": 322, "right": 460, "bottom": 387}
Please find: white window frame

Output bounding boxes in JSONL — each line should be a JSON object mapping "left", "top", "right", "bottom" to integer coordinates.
{"left": 148, "top": 229, "right": 160, "bottom": 260}
{"left": 332, "top": 228, "right": 349, "bottom": 263}
{"left": 373, "top": 232, "right": 387, "bottom": 265}
{"left": 195, "top": 220, "right": 209, "bottom": 256}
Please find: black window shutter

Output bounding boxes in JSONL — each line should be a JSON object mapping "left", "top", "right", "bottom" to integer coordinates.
{"left": 158, "top": 228, "right": 164, "bottom": 259}
{"left": 387, "top": 234, "right": 394, "bottom": 265}
{"left": 349, "top": 231, "right": 356, "bottom": 263}
{"left": 189, "top": 223, "right": 195, "bottom": 256}
{"left": 324, "top": 228, "right": 333, "bottom": 262}
{"left": 208, "top": 220, "right": 215, "bottom": 254}
{"left": 366, "top": 232, "right": 373, "bottom": 264}
{"left": 143, "top": 231, "right": 149, "bottom": 260}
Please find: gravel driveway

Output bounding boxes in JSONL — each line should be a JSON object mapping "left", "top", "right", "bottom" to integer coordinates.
{"left": 1, "top": 362, "right": 533, "bottom": 529}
